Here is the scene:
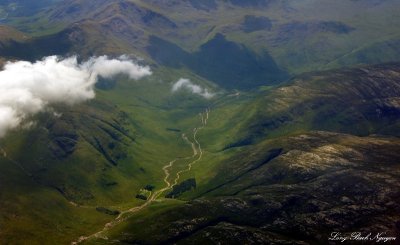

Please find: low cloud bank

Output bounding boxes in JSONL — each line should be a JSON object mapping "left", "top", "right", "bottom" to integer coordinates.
{"left": 0, "top": 55, "right": 151, "bottom": 138}
{"left": 172, "top": 78, "right": 214, "bottom": 99}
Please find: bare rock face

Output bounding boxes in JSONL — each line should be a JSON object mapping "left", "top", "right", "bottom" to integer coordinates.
{"left": 111, "top": 131, "right": 400, "bottom": 244}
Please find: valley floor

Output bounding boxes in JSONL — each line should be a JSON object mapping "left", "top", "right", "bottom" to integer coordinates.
{"left": 1, "top": 63, "right": 400, "bottom": 244}
{"left": 73, "top": 109, "right": 211, "bottom": 244}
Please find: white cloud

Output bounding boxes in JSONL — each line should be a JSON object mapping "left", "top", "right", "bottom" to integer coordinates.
{"left": 0, "top": 55, "right": 152, "bottom": 138}
{"left": 172, "top": 78, "right": 214, "bottom": 99}
{"left": 84, "top": 55, "right": 152, "bottom": 80}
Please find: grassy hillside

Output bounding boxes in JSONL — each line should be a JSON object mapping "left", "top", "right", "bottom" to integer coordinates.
{"left": 226, "top": 63, "right": 400, "bottom": 147}
{"left": 98, "top": 132, "right": 400, "bottom": 244}
{"left": 0, "top": 58, "right": 399, "bottom": 245}
{"left": 0, "top": 65, "right": 216, "bottom": 244}
{"left": 79, "top": 62, "right": 400, "bottom": 244}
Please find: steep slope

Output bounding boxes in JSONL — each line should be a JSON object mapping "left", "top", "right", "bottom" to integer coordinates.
{"left": 147, "top": 34, "right": 288, "bottom": 89}
{"left": 222, "top": 63, "right": 400, "bottom": 148}
{"left": 130, "top": 0, "right": 400, "bottom": 73}
{"left": 0, "top": 99, "right": 142, "bottom": 244}
{"left": 0, "top": 65, "right": 215, "bottom": 244}
{"left": 101, "top": 132, "right": 400, "bottom": 244}
{"left": 2, "top": 0, "right": 399, "bottom": 89}
{"left": 89, "top": 63, "right": 400, "bottom": 244}
{"left": 0, "top": 28, "right": 71, "bottom": 60}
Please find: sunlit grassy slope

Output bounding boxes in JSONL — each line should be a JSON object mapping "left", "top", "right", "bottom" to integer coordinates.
{"left": 86, "top": 62, "right": 400, "bottom": 244}
{"left": 1, "top": 58, "right": 400, "bottom": 244}
{"left": 0, "top": 66, "right": 217, "bottom": 244}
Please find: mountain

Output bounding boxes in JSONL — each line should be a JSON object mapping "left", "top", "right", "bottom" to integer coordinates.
{"left": 0, "top": 1, "right": 399, "bottom": 244}
{"left": 227, "top": 63, "right": 400, "bottom": 147}
{"left": 1, "top": 60, "right": 399, "bottom": 244}
{"left": 82, "top": 62, "right": 400, "bottom": 244}
{"left": 101, "top": 132, "right": 400, "bottom": 244}
{"left": 1, "top": 0, "right": 400, "bottom": 89}
{"left": 0, "top": 0, "right": 61, "bottom": 18}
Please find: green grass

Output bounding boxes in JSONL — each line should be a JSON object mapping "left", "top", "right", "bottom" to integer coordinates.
{"left": 0, "top": 66, "right": 224, "bottom": 243}
{"left": 1, "top": 62, "right": 400, "bottom": 244}
{"left": 87, "top": 198, "right": 185, "bottom": 244}
{"left": 4, "top": 0, "right": 400, "bottom": 76}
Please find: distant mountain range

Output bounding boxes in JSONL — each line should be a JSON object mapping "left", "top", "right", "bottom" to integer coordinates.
{"left": 1, "top": 0, "right": 400, "bottom": 89}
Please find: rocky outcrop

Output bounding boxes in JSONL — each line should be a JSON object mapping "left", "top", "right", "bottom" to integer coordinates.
{"left": 113, "top": 131, "right": 400, "bottom": 244}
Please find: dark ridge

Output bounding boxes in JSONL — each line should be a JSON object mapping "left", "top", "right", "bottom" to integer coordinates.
{"left": 147, "top": 35, "right": 188, "bottom": 68}
{"left": 0, "top": 30, "right": 72, "bottom": 61}
{"left": 197, "top": 148, "right": 283, "bottom": 197}
{"left": 147, "top": 33, "right": 288, "bottom": 90}
{"left": 188, "top": 33, "right": 288, "bottom": 89}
